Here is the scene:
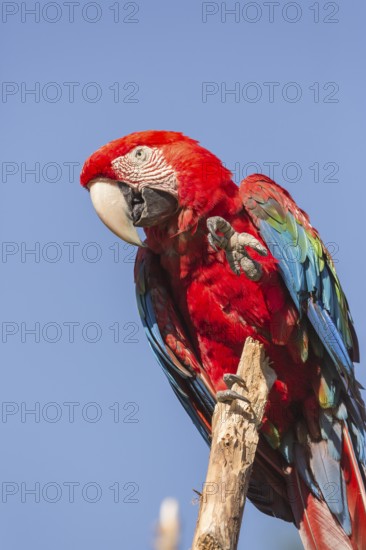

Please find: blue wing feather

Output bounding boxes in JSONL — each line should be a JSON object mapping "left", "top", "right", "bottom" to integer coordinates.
{"left": 135, "top": 256, "right": 215, "bottom": 445}
{"left": 309, "top": 439, "right": 351, "bottom": 535}
{"left": 241, "top": 174, "right": 366, "bottom": 533}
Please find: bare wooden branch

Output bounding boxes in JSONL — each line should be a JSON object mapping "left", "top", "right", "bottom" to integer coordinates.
{"left": 155, "top": 498, "right": 180, "bottom": 550}
{"left": 192, "top": 337, "right": 276, "bottom": 550}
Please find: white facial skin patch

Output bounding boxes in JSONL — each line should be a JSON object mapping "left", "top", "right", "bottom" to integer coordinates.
{"left": 111, "top": 146, "right": 178, "bottom": 198}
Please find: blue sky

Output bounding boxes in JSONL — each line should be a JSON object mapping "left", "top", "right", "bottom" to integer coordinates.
{"left": 1, "top": 1, "right": 365, "bottom": 548}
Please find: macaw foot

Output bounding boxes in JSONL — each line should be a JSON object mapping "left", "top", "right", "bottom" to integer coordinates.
{"left": 223, "top": 373, "right": 247, "bottom": 390}
{"left": 216, "top": 389, "right": 250, "bottom": 404}
{"left": 206, "top": 216, "right": 267, "bottom": 281}
{"left": 216, "top": 373, "right": 250, "bottom": 404}
{"left": 216, "top": 373, "right": 259, "bottom": 426}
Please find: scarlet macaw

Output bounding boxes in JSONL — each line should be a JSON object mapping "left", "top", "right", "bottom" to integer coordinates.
{"left": 81, "top": 131, "right": 366, "bottom": 549}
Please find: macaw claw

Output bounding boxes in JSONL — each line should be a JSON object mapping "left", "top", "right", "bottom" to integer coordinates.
{"left": 217, "top": 374, "right": 257, "bottom": 420}
{"left": 223, "top": 373, "right": 248, "bottom": 390}
{"left": 218, "top": 373, "right": 249, "bottom": 402}
{"left": 206, "top": 216, "right": 267, "bottom": 281}
{"left": 216, "top": 389, "right": 251, "bottom": 404}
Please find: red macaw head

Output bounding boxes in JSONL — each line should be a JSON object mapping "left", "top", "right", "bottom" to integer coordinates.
{"left": 80, "top": 130, "right": 233, "bottom": 246}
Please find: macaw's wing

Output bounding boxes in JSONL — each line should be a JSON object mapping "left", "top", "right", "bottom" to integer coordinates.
{"left": 241, "top": 174, "right": 359, "bottom": 367}
{"left": 134, "top": 246, "right": 295, "bottom": 523}
{"left": 240, "top": 174, "right": 366, "bottom": 546}
{"left": 134, "top": 247, "right": 216, "bottom": 444}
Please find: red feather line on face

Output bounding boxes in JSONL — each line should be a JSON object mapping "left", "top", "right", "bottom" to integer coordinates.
{"left": 80, "top": 131, "right": 200, "bottom": 187}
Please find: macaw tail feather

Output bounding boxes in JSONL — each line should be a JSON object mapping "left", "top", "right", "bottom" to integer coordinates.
{"left": 287, "top": 424, "right": 366, "bottom": 550}
{"left": 342, "top": 424, "right": 366, "bottom": 549}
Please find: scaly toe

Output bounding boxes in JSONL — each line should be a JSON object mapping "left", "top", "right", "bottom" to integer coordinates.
{"left": 216, "top": 389, "right": 250, "bottom": 404}
{"left": 223, "top": 373, "right": 247, "bottom": 390}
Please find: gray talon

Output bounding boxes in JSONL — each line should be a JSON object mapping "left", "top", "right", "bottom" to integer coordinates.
{"left": 208, "top": 232, "right": 219, "bottom": 252}
{"left": 216, "top": 389, "right": 250, "bottom": 404}
{"left": 206, "top": 216, "right": 267, "bottom": 280}
{"left": 223, "top": 373, "right": 247, "bottom": 390}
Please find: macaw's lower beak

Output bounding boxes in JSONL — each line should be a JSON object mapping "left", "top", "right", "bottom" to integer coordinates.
{"left": 118, "top": 182, "right": 178, "bottom": 228}
{"left": 88, "top": 178, "right": 178, "bottom": 247}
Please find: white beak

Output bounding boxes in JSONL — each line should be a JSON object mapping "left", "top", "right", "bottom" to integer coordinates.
{"left": 88, "top": 178, "right": 144, "bottom": 247}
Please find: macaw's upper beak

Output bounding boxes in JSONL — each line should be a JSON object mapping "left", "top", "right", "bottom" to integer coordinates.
{"left": 88, "top": 178, "right": 178, "bottom": 247}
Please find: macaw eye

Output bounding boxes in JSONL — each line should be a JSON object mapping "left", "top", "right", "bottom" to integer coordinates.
{"left": 132, "top": 146, "right": 151, "bottom": 164}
